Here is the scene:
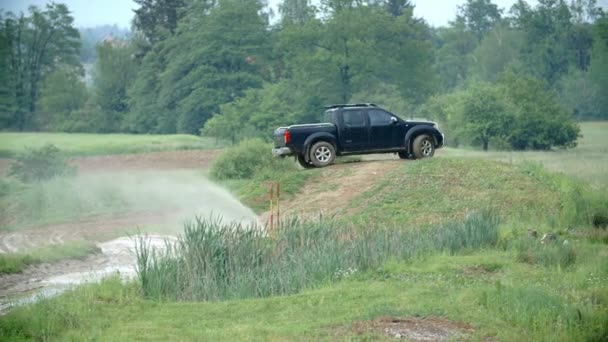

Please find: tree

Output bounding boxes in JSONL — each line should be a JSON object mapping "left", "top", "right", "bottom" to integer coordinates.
{"left": 433, "top": 18, "right": 478, "bottom": 90}
{"left": 457, "top": 0, "right": 503, "bottom": 41}
{"left": 511, "top": 0, "right": 574, "bottom": 85}
{"left": 0, "top": 21, "right": 15, "bottom": 127}
{"left": 452, "top": 81, "right": 513, "bottom": 151}
{"left": 37, "top": 66, "right": 88, "bottom": 130}
{"left": 148, "top": 0, "right": 270, "bottom": 134}
{"left": 203, "top": 82, "right": 296, "bottom": 143}
{"left": 472, "top": 23, "right": 524, "bottom": 82}
{"left": 0, "top": 4, "right": 81, "bottom": 130}
{"left": 498, "top": 73, "right": 579, "bottom": 150}
{"left": 133, "top": 0, "right": 188, "bottom": 45}
{"left": 93, "top": 39, "right": 138, "bottom": 132}
{"left": 125, "top": 43, "right": 169, "bottom": 133}
{"left": 279, "top": 0, "right": 315, "bottom": 24}
{"left": 588, "top": 15, "right": 608, "bottom": 119}
{"left": 557, "top": 69, "right": 601, "bottom": 119}
{"left": 383, "top": 0, "right": 414, "bottom": 17}
{"left": 429, "top": 74, "right": 579, "bottom": 151}
{"left": 279, "top": 4, "right": 435, "bottom": 105}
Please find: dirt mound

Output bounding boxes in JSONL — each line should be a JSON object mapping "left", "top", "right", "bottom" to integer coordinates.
{"left": 349, "top": 316, "right": 475, "bottom": 341}
{"left": 260, "top": 158, "right": 402, "bottom": 223}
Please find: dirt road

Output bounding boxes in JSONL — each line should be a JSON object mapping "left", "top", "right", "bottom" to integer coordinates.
{"left": 260, "top": 157, "right": 403, "bottom": 222}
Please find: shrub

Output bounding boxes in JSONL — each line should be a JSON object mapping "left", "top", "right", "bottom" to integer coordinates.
{"left": 8, "top": 144, "right": 75, "bottom": 183}
{"left": 210, "top": 138, "right": 280, "bottom": 180}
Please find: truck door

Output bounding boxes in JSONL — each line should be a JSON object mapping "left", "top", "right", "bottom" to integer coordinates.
{"left": 367, "top": 109, "right": 403, "bottom": 149}
{"left": 340, "top": 109, "right": 368, "bottom": 151}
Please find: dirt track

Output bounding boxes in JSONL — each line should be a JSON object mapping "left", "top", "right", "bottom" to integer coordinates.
{"left": 260, "top": 157, "right": 403, "bottom": 223}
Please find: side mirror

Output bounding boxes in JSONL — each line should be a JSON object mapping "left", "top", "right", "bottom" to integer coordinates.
{"left": 390, "top": 116, "right": 399, "bottom": 124}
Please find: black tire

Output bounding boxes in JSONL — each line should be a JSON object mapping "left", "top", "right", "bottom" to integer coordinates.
{"left": 297, "top": 154, "right": 315, "bottom": 169}
{"left": 412, "top": 134, "right": 435, "bottom": 159}
{"left": 398, "top": 151, "right": 410, "bottom": 160}
{"left": 309, "top": 141, "right": 336, "bottom": 167}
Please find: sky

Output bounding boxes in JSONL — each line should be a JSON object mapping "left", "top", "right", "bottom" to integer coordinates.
{"left": 1, "top": 0, "right": 607, "bottom": 28}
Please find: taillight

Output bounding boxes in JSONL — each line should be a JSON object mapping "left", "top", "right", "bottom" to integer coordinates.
{"left": 284, "top": 130, "right": 291, "bottom": 144}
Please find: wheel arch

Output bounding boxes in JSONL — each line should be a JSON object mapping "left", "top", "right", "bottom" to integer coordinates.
{"left": 303, "top": 133, "right": 337, "bottom": 161}
{"left": 404, "top": 126, "right": 441, "bottom": 153}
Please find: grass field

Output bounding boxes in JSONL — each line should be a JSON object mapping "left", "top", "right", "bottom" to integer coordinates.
{"left": 442, "top": 121, "right": 608, "bottom": 186}
{"left": 0, "top": 241, "right": 99, "bottom": 274}
{"left": 0, "top": 133, "right": 225, "bottom": 157}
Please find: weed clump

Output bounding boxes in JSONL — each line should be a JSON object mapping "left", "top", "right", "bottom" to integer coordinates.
{"left": 514, "top": 237, "right": 576, "bottom": 268}
{"left": 9, "top": 144, "right": 75, "bottom": 183}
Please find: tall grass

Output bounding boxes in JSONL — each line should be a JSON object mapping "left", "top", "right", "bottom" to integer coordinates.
{"left": 136, "top": 211, "right": 500, "bottom": 301}
{"left": 520, "top": 162, "right": 608, "bottom": 229}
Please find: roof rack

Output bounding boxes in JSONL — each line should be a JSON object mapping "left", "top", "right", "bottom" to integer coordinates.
{"left": 324, "top": 103, "right": 378, "bottom": 109}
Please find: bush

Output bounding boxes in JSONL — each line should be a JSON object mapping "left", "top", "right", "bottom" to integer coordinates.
{"left": 8, "top": 144, "right": 75, "bottom": 183}
{"left": 210, "top": 138, "right": 279, "bottom": 180}
{"left": 424, "top": 74, "right": 580, "bottom": 151}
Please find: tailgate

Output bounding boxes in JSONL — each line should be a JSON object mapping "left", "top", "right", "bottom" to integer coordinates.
{"left": 273, "top": 127, "right": 287, "bottom": 147}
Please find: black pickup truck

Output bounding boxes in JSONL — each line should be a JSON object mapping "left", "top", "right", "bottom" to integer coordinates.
{"left": 272, "top": 103, "right": 444, "bottom": 168}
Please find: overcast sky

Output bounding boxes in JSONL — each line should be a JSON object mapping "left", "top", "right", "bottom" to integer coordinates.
{"left": 1, "top": 0, "right": 607, "bottom": 28}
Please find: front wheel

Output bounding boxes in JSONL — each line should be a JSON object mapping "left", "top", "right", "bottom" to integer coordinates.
{"left": 412, "top": 134, "right": 435, "bottom": 159}
{"left": 297, "top": 154, "right": 315, "bottom": 169}
{"left": 309, "top": 141, "right": 336, "bottom": 167}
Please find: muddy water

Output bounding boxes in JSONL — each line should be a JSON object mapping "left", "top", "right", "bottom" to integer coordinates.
{"left": 0, "top": 170, "right": 260, "bottom": 313}
{"left": 0, "top": 235, "right": 173, "bottom": 313}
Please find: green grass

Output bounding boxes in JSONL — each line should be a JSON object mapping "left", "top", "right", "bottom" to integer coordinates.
{"left": 347, "top": 158, "right": 562, "bottom": 227}
{"left": 0, "top": 133, "right": 225, "bottom": 157}
{"left": 1, "top": 241, "right": 606, "bottom": 341}
{"left": 441, "top": 121, "right": 608, "bottom": 187}
{"left": 0, "top": 240, "right": 100, "bottom": 274}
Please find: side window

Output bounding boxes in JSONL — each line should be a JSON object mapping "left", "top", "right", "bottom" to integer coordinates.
{"left": 368, "top": 110, "right": 393, "bottom": 126}
{"left": 342, "top": 110, "right": 366, "bottom": 127}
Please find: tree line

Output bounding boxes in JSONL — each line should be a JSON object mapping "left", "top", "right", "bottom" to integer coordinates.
{"left": 1, "top": 0, "right": 606, "bottom": 150}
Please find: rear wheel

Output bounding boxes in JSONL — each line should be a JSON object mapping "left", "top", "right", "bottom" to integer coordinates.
{"left": 297, "top": 154, "right": 315, "bottom": 169}
{"left": 412, "top": 134, "right": 435, "bottom": 159}
{"left": 309, "top": 141, "right": 336, "bottom": 167}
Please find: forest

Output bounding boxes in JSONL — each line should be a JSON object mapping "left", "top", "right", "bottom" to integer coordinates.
{"left": 0, "top": 0, "right": 606, "bottom": 151}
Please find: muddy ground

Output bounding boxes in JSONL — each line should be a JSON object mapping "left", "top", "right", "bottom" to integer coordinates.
{"left": 0, "top": 150, "right": 228, "bottom": 311}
